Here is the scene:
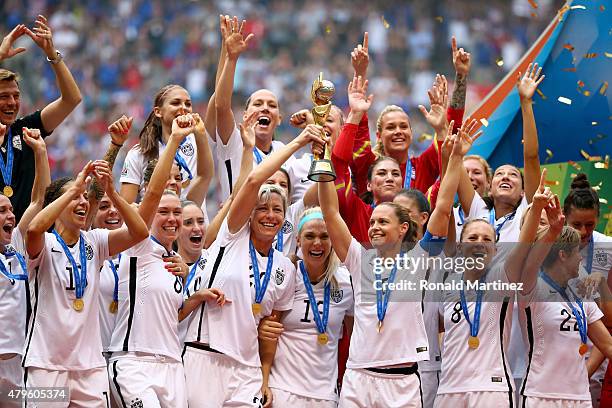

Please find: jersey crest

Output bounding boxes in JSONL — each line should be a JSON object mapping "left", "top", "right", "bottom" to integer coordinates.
{"left": 275, "top": 267, "right": 285, "bottom": 285}
{"left": 84, "top": 242, "right": 94, "bottom": 260}
{"left": 281, "top": 220, "right": 293, "bottom": 234}
{"left": 12, "top": 135, "right": 22, "bottom": 151}
{"left": 130, "top": 398, "right": 143, "bottom": 408}
{"left": 595, "top": 249, "right": 608, "bottom": 267}
{"left": 331, "top": 288, "right": 343, "bottom": 303}
{"left": 180, "top": 142, "right": 195, "bottom": 157}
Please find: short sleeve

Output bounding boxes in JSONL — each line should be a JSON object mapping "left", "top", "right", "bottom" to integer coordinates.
{"left": 26, "top": 232, "right": 50, "bottom": 270}
{"left": 585, "top": 301, "right": 604, "bottom": 325}
{"left": 215, "top": 218, "right": 250, "bottom": 247}
{"left": 215, "top": 126, "right": 243, "bottom": 161}
{"left": 12, "top": 110, "right": 51, "bottom": 138}
{"left": 468, "top": 192, "right": 490, "bottom": 220}
{"left": 87, "top": 228, "right": 111, "bottom": 265}
{"left": 10, "top": 228, "right": 26, "bottom": 255}
{"left": 273, "top": 261, "right": 296, "bottom": 311}
{"left": 120, "top": 146, "right": 146, "bottom": 186}
{"left": 344, "top": 238, "right": 363, "bottom": 283}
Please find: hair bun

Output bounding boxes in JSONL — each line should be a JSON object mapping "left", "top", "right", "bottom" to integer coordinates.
{"left": 570, "top": 173, "right": 591, "bottom": 189}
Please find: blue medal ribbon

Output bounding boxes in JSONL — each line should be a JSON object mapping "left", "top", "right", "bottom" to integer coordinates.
{"left": 249, "top": 240, "right": 274, "bottom": 305}
{"left": 184, "top": 255, "right": 201, "bottom": 295}
{"left": 0, "top": 250, "right": 28, "bottom": 281}
{"left": 460, "top": 273, "right": 486, "bottom": 339}
{"left": 52, "top": 230, "right": 87, "bottom": 299}
{"left": 150, "top": 235, "right": 172, "bottom": 256}
{"left": 107, "top": 254, "right": 121, "bottom": 302}
{"left": 162, "top": 137, "right": 193, "bottom": 180}
{"left": 275, "top": 231, "right": 283, "bottom": 252}
{"left": 0, "top": 128, "right": 14, "bottom": 189}
{"left": 403, "top": 158, "right": 413, "bottom": 190}
{"left": 585, "top": 235, "right": 594, "bottom": 275}
{"left": 375, "top": 252, "right": 402, "bottom": 325}
{"left": 299, "top": 261, "right": 330, "bottom": 336}
{"left": 489, "top": 207, "right": 515, "bottom": 237}
{"left": 253, "top": 147, "right": 264, "bottom": 165}
{"left": 457, "top": 206, "right": 466, "bottom": 226}
{"left": 540, "top": 270, "right": 588, "bottom": 345}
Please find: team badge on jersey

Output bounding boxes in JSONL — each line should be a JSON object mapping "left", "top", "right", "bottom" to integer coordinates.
{"left": 275, "top": 268, "right": 285, "bottom": 285}
{"left": 130, "top": 398, "right": 143, "bottom": 408}
{"left": 198, "top": 257, "right": 207, "bottom": 269}
{"left": 12, "top": 135, "right": 22, "bottom": 151}
{"left": 331, "top": 288, "right": 344, "bottom": 303}
{"left": 121, "top": 166, "right": 128, "bottom": 176}
{"left": 84, "top": 243, "right": 94, "bottom": 260}
{"left": 180, "top": 142, "right": 194, "bottom": 156}
{"left": 595, "top": 250, "right": 608, "bottom": 267}
{"left": 281, "top": 220, "right": 293, "bottom": 234}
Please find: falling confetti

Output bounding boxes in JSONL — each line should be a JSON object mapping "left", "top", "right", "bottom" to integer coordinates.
{"left": 545, "top": 180, "right": 560, "bottom": 186}
{"left": 325, "top": 25, "right": 331, "bottom": 34}
{"left": 577, "top": 80, "right": 585, "bottom": 88}
{"left": 600, "top": 198, "right": 609, "bottom": 204}
{"left": 582, "top": 90, "right": 591, "bottom": 96}
{"left": 580, "top": 150, "right": 591, "bottom": 160}
{"left": 530, "top": 12, "right": 538, "bottom": 18}
{"left": 564, "top": 43, "right": 575, "bottom": 51}
{"left": 600, "top": 81, "right": 609, "bottom": 95}
{"left": 558, "top": 96, "right": 572, "bottom": 105}
{"left": 563, "top": 67, "right": 577, "bottom": 72}
{"left": 495, "top": 58, "right": 504, "bottom": 67}
{"left": 605, "top": 52, "right": 612, "bottom": 58}
{"left": 528, "top": 0, "right": 538, "bottom": 8}
{"left": 418, "top": 133, "right": 433, "bottom": 143}
{"left": 592, "top": 122, "right": 598, "bottom": 126}
{"left": 584, "top": 53, "right": 598, "bottom": 58}
{"left": 544, "top": 149, "right": 554, "bottom": 163}
{"left": 568, "top": 160, "right": 582, "bottom": 171}
{"left": 536, "top": 88, "right": 547, "bottom": 99}
{"left": 600, "top": 5, "right": 606, "bottom": 11}
{"left": 381, "top": 16, "right": 390, "bottom": 29}
{"left": 480, "top": 118, "right": 489, "bottom": 127}
{"left": 435, "top": 16, "right": 444, "bottom": 23}
{"left": 592, "top": 181, "right": 603, "bottom": 191}
{"left": 570, "top": 5, "right": 586, "bottom": 10}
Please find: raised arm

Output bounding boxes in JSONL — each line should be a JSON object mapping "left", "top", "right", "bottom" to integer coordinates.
{"left": 205, "top": 15, "right": 230, "bottom": 140}
{"left": 449, "top": 36, "right": 470, "bottom": 122}
{"left": 25, "top": 15, "right": 81, "bottom": 133}
{"left": 203, "top": 112, "right": 257, "bottom": 248}
{"left": 351, "top": 32, "right": 369, "bottom": 79}
{"left": 518, "top": 63, "right": 545, "bottom": 203}
{"left": 215, "top": 16, "right": 254, "bottom": 145}
{"left": 418, "top": 74, "right": 449, "bottom": 139}
{"left": 226, "top": 124, "right": 325, "bottom": 233}
{"left": 318, "top": 178, "right": 353, "bottom": 262}
{"left": 138, "top": 115, "right": 194, "bottom": 227}
{"left": 0, "top": 25, "right": 27, "bottom": 62}
{"left": 26, "top": 161, "right": 94, "bottom": 258}
{"left": 18, "top": 128, "right": 50, "bottom": 236}
{"left": 185, "top": 113, "right": 214, "bottom": 206}
{"left": 94, "top": 161, "right": 148, "bottom": 256}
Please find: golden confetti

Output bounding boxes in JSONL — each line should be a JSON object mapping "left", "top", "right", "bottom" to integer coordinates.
{"left": 582, "top": 90, "right": 591, "bottom": 96}
{"left": 325, "top": 25, "right": 331, "bottom": 34}
{"left": 528, "top": 0, "right": 538, "bottom": 8}
{"left": 589, "top": 155, "right": 603, "bottom": 162}
{"left": 592, "top": 122, "right": 598, "bottom": 126}
{"left": 600, "top": 5, "right": 606, "bottom": 11}
{"left": 584, "top": 53, "right": 598, "bottom": 58}
{"left": 570, "top": 5, "right": 586, "bottom": 10}
{"left": 604, "top": 213, "right": 612, "bottom": 220}
{"left": 600, "top": 81, "right": 609, "bottom": 95}
{"left": 480, "top": 118, "right": 489, "bottom": 127}
{"left": 545, "top": 180, "right": 560, "bottom": 186}
{"left": 600, "top": 198, "right": 609, "bottom": 204}
{"left": 568, "top": 160, "right": 582, "bottom": 171}
{"left": 544, "top": 149, "right": 554, "bottom": 163}
{"left": 594, "top": 162, "right": 607, "bottom": 169}
{"left": 558, "top": 96, "right": 572, "bottom": 105}
{"left": 564, "top": 43, "right": 575, "bottom": 51}
{"left": 605, "top": 52, "right": 612, "bottom": 58}
{"left": 580, "top": 149, "right": 591, "bottom": 160}
{"left": 536, "top": 88, "right": 547, "bottom": 99}
{"left": 563, "top": 67, "right": 577, "bottom": 72}
{"left": 418, "top": 133, "right": 433, "bottom": 143}
{"left": 495, "top": 58, "right": 504, "bottom": 67}
{"left": 381, "top": 16, "right": 390, "bottom": 29}
{"left": 435, "top": 16, "right": 444, "bottom": 23}
{"left": 592, "top": 181, "right": 603, "bottom": 191}
{"left": 530, "top": 12, "right": 538, "bottom": 18}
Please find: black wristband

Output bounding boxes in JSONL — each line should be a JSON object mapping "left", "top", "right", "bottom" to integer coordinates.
{"left": 111, "top": 141, "right": 123, "bottom": 148}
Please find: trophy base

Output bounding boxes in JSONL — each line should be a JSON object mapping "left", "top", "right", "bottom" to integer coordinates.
{"left": 308, "top": 159, "right": 336, "bottom": 182}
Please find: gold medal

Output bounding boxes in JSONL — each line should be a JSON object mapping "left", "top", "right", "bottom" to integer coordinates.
{"left": 317, "top": 333, "right": 329, "bottom": 345}
{"left": 73, "top": 298, "right": 84, "bottom": 312}
{"left": 579, "top": 343, "right": 588, "bottom": 356}
{"left": 468, "top": 336, "right": 480, "bottom": 349}
{"left": 377, "top": 320, "right": 383, "bottom": 333}
{"left": 109, "top": 300, "right": 118, "bottom": 314}
{"left": 3, "top": 186, "right": 13, "bottom": 197}
{"left": 252, "top": 303, "right": 262, "bottom": 315}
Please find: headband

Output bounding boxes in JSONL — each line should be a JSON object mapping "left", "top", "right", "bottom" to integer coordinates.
{"left": 297, "top": 212, "right": 324, "bottom": 233}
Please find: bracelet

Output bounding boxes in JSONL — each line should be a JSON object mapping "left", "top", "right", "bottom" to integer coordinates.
{"left": 111, "top": 141, "right": 123, "bottom": 148}
{"left": 46, "top": 50, "right": 64, "bottom": 65}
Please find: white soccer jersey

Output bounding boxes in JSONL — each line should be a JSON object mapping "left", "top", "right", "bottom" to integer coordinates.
{"left": 437, "top": 261, "right": 516, "bottom": 396}
{"left": 518, "top": 278, "right": 603, "bottom": 401}
{"left": 98, "top": 255, "right": 119, "bottom": 353}
{"left": 343, "top": 238, "right": 431, "bottom": 369}
{"left": 285, "top": 152, "right": 314, "bottom": 204}
{"left": 0, "top": 229, "right": 28, "bottom": 356}
{"left": 178, "top": 249, "right": 209, "bottom": 343}
{"left": 420, "top": 258, "right": 445, "bottom": 373}
{"left": 273, "top": 199, "right": 304, "bottom": 257}
{"left": 109, "top": 237, "right": 184, "bottom": 362}
{"left": 580, "top": 231, "right": 612, "bottom": 277}
{"left": 214, "top": 126, "right": 297, "bottom": 203}
{"left": 23, "top": 229, "right": 110, "bottom": 370}
{"left": 120, "top": 133, "right": 199, "bottom": 200}
{"left": 185, "top": 219, "right": 296, "bottom": 367}
{"left": 469, "top": 193, "right": 528, "bottom": 243}
{"left": 269, "top": 264, "right": 354, "bottom": 401}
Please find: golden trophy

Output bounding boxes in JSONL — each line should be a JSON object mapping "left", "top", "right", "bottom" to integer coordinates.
{"left": 307, "top": 73, "right": 336, "bottom": 182}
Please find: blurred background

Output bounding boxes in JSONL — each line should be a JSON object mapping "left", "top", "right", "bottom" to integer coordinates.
{"left": 1, "top": 0, "right": 564, "bottom": 199}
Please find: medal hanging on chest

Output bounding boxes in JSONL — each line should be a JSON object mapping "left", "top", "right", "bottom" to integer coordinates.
{"left": 53, "top": 230, "right": 88, "bottom": 312}
{"left": 249, "top": 241, "right": 274, "bottom": 316}
{"left": 300, "top": 262, "right": 331, "bottom": 345}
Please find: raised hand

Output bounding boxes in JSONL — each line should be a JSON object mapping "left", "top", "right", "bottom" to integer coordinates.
{"left": 219, "top": 14, "right": 232, "bottom": 42}
{"left": 418, "top": 74, "right": 448, "bottom": 131}
{"left": 348, "top": 74, "right": 373, "bottom": 113}
{"left": 517, "top": 62, "right": 545, "bottom": 101}
{"left": 225, "top": 16, "right": 254, "bottom": 60}
{"left": 91, "top": 159, "right": 114, "bottom": 194}
{"left": 171, "top": 114, "right": 195, "bottom": 141}
{"left": 451, "top": 36, "right": 471, "bottom": 77}
{"left": 297, "top": 124, "right": 327, "bottom": 155}
{"left": 25, "top": 15, "right": 56, "bottom": 58}
{"left": 543, "top": 194, "right": 564, "bottom": 236}
{"left": 108, "top": 115, "right": 133, "bottom": 146}
{"left": 71, "top": 161, "right": 95, "bottom": 196}
{"left": 239, "top": 110, "right": 258, "bottom": 149}
{"left": 0, "top": 25, "right": 27, "bottom": 61}
{"left": 449, "top": 118, "right": 482, "bottom": 157}
{"left": 22, "top": 127, "right": 46, "bottom": 152}
{"left": 351, "top": 32, "right": 369, "bottom": 78}
{"left": 191, "top": 113, "right": 205, "bottom": 139}
{"left": 289, "top": 109, "right": 314, "bottom": 129}
{"left": 531, "top": 168, "right": 553, "bottom": 211}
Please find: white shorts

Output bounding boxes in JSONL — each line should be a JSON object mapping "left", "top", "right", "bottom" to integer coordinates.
{"left": 183, "top": 344, "right": 263, "bottom": 407}
{"left": 339, "top": 367, "right": 423, "bottom": 408}
{"left": 521, "top": 396, "right": 592, "bottom": 408}
{"left": 24, "top": 366, "right": 110, "bottom": 408}
{"left": 434, "top": 391, "right": 513, "bottom": 408}
{"left": 420, "top": 370, "right": 440, "bottom": 408}
{"left": 109, "top": 354, "right": 186, "bottom": 408}
{"left": 270, "top": 387, "right": 337, "bottom": 408}
{"left": 0, "top": 355, "right": 24, "bottom": 408}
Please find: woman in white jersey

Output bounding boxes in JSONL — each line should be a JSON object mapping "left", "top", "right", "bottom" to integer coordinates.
{"left": 23, "top": 157, "right": 148, "bottom": 407}
{"left": 108, "top": 114, "right": 224, "bottom": 408}
{"left": 258, "top": 207, "right": 355, "bottom": 407}
{"left": 183, "top": 123, "right": 325, "bottom": 407}
{"left": 318, "top": 129, "right": 465, "bottom": 407}
{"left": 518, "top": 195, "right": 612, "bottom": 407}
{"left": 0, "top": 128, "right": 48, "bottom": 406}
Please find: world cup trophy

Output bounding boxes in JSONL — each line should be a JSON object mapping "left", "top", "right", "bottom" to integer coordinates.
{"left": 307, "top": 73, "right": 336, "bottom": 182}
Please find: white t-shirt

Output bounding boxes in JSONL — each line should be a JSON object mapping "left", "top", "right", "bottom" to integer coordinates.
{"left": 420, "top": 257, "right": 445, "bottom": 373}
{"left": 98, "top": 255, "right": 120, "bottom": 353}
{"left": 269, "top": 263, "right": 354, "bottom": 401}
{"left": 0, "top": 229, "right": 29, "bottom": 356}
{"left": 469, "top": 194, "right": 528, "bottom": 243}
{"left": 24, "top": 229, "right": 110, "bottom": 370}
{"left": 437, "top": 261, "right": 516, "bottom": 394}
{"left": 186, "top": 219, "right": 296, "bottom": 367}
{"left": 285, "top": 152, "right": 314, "bottom": 204}
{"left": 178, "top": 250, "right": 209, "bottom": 343}
{"left": 214, "top": 126, "right": 297, "bottom": 203}
{"left": 343, "top": 238, "right": 432, "bottom": 368}
{"left": 109, "top": 237, "right": 184, "bottom": 362}
{"left": 580, "top": 231, "right": 612, "bottom": 277}
{"left": 518, "top": 277, "right": 603, "bottom": 400}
